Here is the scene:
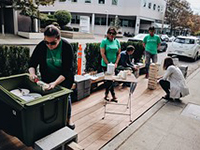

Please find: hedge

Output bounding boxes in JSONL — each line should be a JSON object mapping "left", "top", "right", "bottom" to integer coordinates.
{"left": 0, "top": 43, "right": 78, "bottom": 77}
{"left": 84, "top": 41, "right": 144, "bottom": 73}
{"left": 0, "top": 45, "right": 30, "bottom": 77}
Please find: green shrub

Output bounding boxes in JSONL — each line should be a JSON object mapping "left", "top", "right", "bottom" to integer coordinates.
{"left": 120, "top": 41, "right": 144, "bottom": 63}
{"left": 62, "top": 25, "right": 73, "bottom": 31}
{"left": 84, "top": 43, "right": 102, "bottom": 73}
{"left": 70, "top": 42, "right": 78, "bottom": 74}
{"left": 0, "top": 45, "right": 30, "bottom": 77}
{"left": 84, "top": 41, "right": 144, "bottom": 72}
{"left": 54, "top": 10, "right": 72, "bottom": 28}
{"left": 40, "top": 13, "right": 57, "bottom": 28}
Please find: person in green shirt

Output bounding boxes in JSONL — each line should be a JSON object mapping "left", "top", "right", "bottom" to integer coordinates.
{"left": 100, "top": 27, "right": 121, "bottom": 102}
{"left": 29, "top": 25, "right": 75, "bottom": 130}
{"left": 143, "top": 26, "right": 161, "bottom": 78}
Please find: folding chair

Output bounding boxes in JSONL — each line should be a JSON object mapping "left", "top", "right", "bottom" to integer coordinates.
{"left": 102, "top": 82, "right": 137, "bottom": 122}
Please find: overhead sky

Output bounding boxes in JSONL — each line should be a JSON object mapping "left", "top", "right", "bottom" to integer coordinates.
{"left": 186, "top": 0, "right": 200, "bottom": 14}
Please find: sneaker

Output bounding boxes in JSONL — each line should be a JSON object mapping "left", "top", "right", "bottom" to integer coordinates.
{"left": 67, "top": 123, "right": 75, "bottom": 130}
{"left": 111, "top": 99, "right": 118, "bottom": 103}
{"left": 162, "top": 95, "right": 173, "bottom": 101}
{"left": 145, "top": 73, "right": 149, "bottom": 79}
{"left": 111, "top": 96, "right": 118, "bottom": 103}
{"left": 104, "top": 95, "right": 109, "bottom": 101}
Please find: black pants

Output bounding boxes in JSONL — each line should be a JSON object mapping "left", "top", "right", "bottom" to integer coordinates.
{"left": 102, "top": 67, "right": 115, "bottom": 97}
{"left": 159, "top": 79, "right": 170, "bottom": 96}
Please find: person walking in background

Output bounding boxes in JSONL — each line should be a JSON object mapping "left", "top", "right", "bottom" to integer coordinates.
{"left": 143, "top": 26, "right": 161, "bottom": 78}
{"left": 100, "top": 27, "right": 121, "bottom": 102}
{"left": 28, "top": 25, "right": 75, "bottom": 130}
{"left": 159, "top": 57, "right": 189, "bottom": 101}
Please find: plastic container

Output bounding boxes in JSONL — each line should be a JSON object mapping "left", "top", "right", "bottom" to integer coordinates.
{"left": 0, "top": 74, "right": 72, "bottom": 146}
{"left": 107, "top": 63, "right": 115, "bottom": 75}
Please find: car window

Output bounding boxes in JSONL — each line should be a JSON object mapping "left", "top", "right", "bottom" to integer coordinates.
{"left": 174, "top": 38, "right": 195, "bottom": 44}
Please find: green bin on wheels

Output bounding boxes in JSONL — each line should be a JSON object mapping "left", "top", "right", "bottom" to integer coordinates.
{"left": 0, "top": 74, "right": 72, "bottom": 146}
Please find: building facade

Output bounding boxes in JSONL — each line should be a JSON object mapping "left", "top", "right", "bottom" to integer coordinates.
{"left": 0, "top": 0, "right": 167, "bottom": 35}
{"left": 39, "top": 0, "right": 167, "bottom": 35}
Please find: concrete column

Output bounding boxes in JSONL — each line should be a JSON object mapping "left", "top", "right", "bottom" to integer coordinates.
{"left": 13, "top": 9, "right": 18, "bottom": 35}
{"left": 91, "top": 13, "right": 95, "bottom": 33}
{"left": 34, "top": 19, "right": 39, "bottom": 32}
{"left": 1, "top": 4, "right": 5, "bottom": 36}
{"left": 134, "top": 16, "right": 140, "bottom": 35}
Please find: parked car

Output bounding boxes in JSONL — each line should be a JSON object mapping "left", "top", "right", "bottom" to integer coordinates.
{"left": 160, "top": 34, "right": 169, "bottom": 42}
{"left": 128, "top": 33, "right": 168, "bottom": 52}
{"left": 167, "top": 36, "right": 200, "bottom": 61}
{"left": 168, "top": 36, "right": 176, "bottom": 42}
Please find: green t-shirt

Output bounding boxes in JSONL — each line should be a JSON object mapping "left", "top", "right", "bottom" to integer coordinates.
{"left": 143, "top": 34, "right": 161, "bottom": 54}
{"left": 100, "top": 38, "right": 121, "bottom": 67}
{"left": 46, "top": 40, "right": 62, "bottom": 78}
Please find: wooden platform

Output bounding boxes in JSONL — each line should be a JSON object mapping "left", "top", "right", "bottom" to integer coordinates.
{"left": 0, "top": 75, "right": 165, "bottom": 150}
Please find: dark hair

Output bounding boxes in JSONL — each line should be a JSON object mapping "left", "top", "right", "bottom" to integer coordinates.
{"left": 149, "top": 26, "right": 155, "bottom": 31}
{"left": 107, "top": 27, "right": 117, "bottom": 34}
{"left": 126, "top": 45, "right": 135, "bottom": 52}
{"left": 44, "top": 25, "right": 61, "bottom": 38}
{"left": 163, "top": 57, "right": 174, "bottom": 70}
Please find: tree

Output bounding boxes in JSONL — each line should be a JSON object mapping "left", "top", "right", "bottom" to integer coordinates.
{"left": 110, "top": 15, "right": 121, "bottom": 31}
{"left": 54, "top": 10, "right": 72, "bottom": 28}
{"left": 13, "top": 0, "right": 56, "bottom": 32}
{"left": 165, "top": 0, "right": 192, "bottom": 35}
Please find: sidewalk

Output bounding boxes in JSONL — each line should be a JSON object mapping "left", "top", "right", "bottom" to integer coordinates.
{"left": 0, "top": 33, "right": 129, "bottom": 45}
{"left": 102, "top": 67, "right": 200, "bottom": 150}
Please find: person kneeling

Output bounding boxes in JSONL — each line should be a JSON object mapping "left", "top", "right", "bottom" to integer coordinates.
{"left": 159, "top": 57, "right": 189, "bottom": 101}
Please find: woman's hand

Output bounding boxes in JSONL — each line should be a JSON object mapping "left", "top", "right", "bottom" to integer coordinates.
{"left": 115, "top": 63, "right": 118, "bottom": 68}
{"left": 46, "top": 82, "right": 57, "bottom": 90}
{"left": 29, "top": 74, "right": 38, "bottom": 82}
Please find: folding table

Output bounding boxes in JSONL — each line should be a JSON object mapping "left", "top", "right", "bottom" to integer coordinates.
{"left": 102, "top": 74, "right": 137, "bottom": 122}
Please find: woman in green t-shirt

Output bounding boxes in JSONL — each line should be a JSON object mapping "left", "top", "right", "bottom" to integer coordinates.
{"left": 100, "top": 27, "right": 121, "bottom": 102}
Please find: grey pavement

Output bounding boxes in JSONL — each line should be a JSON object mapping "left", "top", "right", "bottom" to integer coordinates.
{"left": 0, "top": 33, "right": 129, "bottom": 45}
{"left": 101, "top": 67, "right": 200, "bottom": 150}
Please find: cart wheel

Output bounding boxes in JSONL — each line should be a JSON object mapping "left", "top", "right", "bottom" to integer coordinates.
{"left": 102, "top": 117, "right": 105, "bottom": 120}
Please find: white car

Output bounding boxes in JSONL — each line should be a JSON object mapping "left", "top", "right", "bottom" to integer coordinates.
{"left": 167, "top": 36, "right": 200, "bottom": 61}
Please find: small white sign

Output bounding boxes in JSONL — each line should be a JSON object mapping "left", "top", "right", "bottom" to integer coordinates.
{"left": 80, "top": 16, "right": 90, "bottom": 33}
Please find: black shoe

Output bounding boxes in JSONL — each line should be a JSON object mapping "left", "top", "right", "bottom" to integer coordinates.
{"left": 162, "top": 95, "right": 173, "bottom": 101}
{"left": 174, "top": 98, "right": 182, "bottom": 102}
{"left": 67, "top": 123, "right": 75, "bottom": 130}
{"left": 111, "top": 98, "right": 118, "bottom": 103}
{"left": 104, "top": 96, "right": 109, "bottom": 101}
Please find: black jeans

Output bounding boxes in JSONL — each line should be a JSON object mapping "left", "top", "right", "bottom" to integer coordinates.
{"left": 159, "top": 79, "right": 170, "bottom": 96}
{"left": 102, "top": 67, "right": 115, "bottom": 97}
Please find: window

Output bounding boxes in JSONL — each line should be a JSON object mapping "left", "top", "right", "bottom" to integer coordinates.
{"left": 112, "top": 0, "right": 118, "bottom": 5}
{"left": 59, "top": 0, "right": 66, "bottom": 2}
{"left": 71, "top": 15, "right": 80, "bottom": 24}
{"left": 85, "top": 0, "right": 91, "bottom": 3}
{"left": 72, "top": 0, "right": 77, "bottom": 2}
{"left": 99, "top": 0, "right": 105, "bottom": 4}
{"left": 153, "top": 4, "right": 156, "bottom": 10}
{"left": 148, "top": 3, "right": 151, "bottom": 9}
{"left": 174, "top": 38, "right": 195, "bottom": 44}
{"left": 158, "top": 5, "right": 160, "bottom": 12}
{"left": 143, "top": 0, "right": 147, "bottom": 7}
{"left": 95, "top": 17, "right": 106, "bottom": 25}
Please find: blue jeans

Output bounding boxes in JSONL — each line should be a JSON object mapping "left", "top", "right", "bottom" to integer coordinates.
{"left": 145, "top": 51, "right": 157, "bottom": 74}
